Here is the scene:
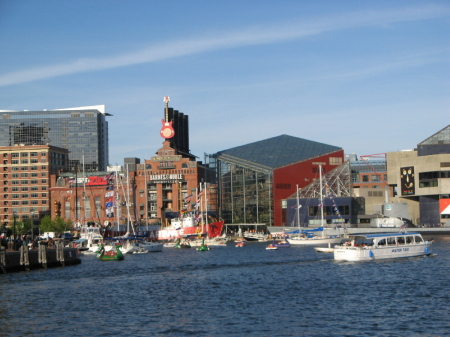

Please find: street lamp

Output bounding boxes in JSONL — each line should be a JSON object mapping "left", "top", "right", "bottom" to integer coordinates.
{"left": 12, "top": 211, "right": 17, "bottom": 250}
{"left": 30, "top": 210, "right": 35, "bottom": 238}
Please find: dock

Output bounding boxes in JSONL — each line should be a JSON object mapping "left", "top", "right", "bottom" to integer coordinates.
{"left": 268, "top": 226, "right": 450, "bottom": 236}
{"left": 0, "top": 241, "right": 81, "bottom": 274}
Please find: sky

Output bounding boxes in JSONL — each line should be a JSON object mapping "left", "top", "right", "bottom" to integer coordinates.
{"left": 1, "top": 1, "right": 449, "bottom": 165}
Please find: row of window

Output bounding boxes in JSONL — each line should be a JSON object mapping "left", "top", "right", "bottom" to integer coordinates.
{"left": 5, "top": 180, "right": 47, "bottom": 184}
{"left": 5, "top": 200, "right": 47, "bottom": 205}
{"left": 4, "top": 172, "right": 47, "bottom": 177}
{"left": 3, "top": 152, "right": 46, "bottom": 157}
{"left": 4, "top": 186, "right": 47, "bottom": 191}
{"left": 2, "top": 164, "right": 48, "bottom": 170}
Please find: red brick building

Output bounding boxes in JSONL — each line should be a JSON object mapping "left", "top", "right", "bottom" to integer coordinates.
{"left": 1, "top": 144, "right": 69, "bottom": 230}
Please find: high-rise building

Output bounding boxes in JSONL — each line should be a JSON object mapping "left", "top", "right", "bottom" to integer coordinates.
{"left": 0, "top": 105, "right": 110, "bottom": 171}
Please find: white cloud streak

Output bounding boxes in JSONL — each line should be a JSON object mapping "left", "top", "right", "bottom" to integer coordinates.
{"left": 0, "top": 5, "right": 448, "bottom": 87}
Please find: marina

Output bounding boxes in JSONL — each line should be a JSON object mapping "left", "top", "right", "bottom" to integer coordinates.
{"left": 1, "top": 235, "right": 448, "bottom": 336}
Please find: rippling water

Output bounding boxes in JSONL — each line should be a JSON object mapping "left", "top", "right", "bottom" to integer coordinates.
{"left": 1, "top": 236, "right": 449, "bottom": 337}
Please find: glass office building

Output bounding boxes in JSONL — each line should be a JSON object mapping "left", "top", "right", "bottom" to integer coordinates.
{"left": 0, "top": 105, "right": 110, "bottom": 171}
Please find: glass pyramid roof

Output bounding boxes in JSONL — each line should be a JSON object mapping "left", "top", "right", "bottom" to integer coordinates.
{"left": 418, "top": 124, "right": 450, "bottom": 145}
{"left": 215, "top": 134, "right": 342, "bottom": 169}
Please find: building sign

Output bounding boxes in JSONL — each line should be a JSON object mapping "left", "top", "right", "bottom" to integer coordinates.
{"left": 151, "top": 155, "right": 181, "bottom": 162}
{"left": 400, "top": 167, "right": 415, "bottom": 196}
{"left": 440, "top": 199, "right": 450, "bottom": 215}
{"left": 150, "top": 174, "right": 184, "bottom": 183}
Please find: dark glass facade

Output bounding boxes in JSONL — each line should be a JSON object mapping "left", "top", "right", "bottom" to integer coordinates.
{"left": 0, "top": 106, "right": 109, "bottom": 171}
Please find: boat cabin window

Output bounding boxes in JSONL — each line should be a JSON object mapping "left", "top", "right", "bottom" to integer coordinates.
{"left": 414, "top": 236, "right": 424, "bottom": 243}
{"left": 377, "top": 238, "right": 386, "bottom": 246}
{"left": 397, "top": 237, "right": 405, "bottom": 245}
{"left": 354, "top": 237, "right": 374, "bottom": 247}
{"left": 387, "top": 237, "right": 396, "bottom": 245}
{"left": 405, "top": 236, "right": 414, "bottom": 244}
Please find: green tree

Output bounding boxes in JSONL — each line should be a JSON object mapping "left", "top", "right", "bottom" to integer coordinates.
{"left": 39, "top": 216, "right": 73, "bottom": 236}
{"left": 40, "top": 215, "right": 54, "bottom": 233}
{"left": 17, "top": 218, "right": 33, "bottom": 235}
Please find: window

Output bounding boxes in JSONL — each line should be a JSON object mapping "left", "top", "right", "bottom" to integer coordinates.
{"left": 21, "top": 187, "right": 28, "bottom": 191}
{"left": 22, "top": 200, "right": 28, "bottom": 205}
{"left": 31, "top": 180, "right": 38, "bottom": 184}
{"left": 21, "top": 159, "right": 28, "bottom": 164}
{"left": 20, "top": 152, "right": 28, "bottom": 157}
{"left": 21, "top": 173, "right": 28, "bottom": 177}
{"left": 12, "top": 160, "right": 19, "bottom": 164}
{"left": 362, "top": 175, "right": 369, "bottom": 182}
{"left": 12, "top": 153, "right": 19, "bottom": 157}
{"left": 31, "top": 193, "right": 38, "bottom": 198}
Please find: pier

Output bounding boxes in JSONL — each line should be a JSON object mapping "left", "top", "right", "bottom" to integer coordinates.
{"left": 0, "top": 241, "right": 81, "bottom": 274}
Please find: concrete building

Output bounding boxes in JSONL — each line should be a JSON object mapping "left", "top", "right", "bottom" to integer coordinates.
{"left": 387, "top": 125, "right": 450, "bottom": 227}
{"left": 0, "top": 105, "right": 110, "bottom": 171}
{"left": 1, "top": 144, "right": 69, "bottom": 230}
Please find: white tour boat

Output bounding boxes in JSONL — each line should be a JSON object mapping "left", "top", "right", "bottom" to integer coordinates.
{"left": 333, "top": 232, "right": 432, "bottom": 261}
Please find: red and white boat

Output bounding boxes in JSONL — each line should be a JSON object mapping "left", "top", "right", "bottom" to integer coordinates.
{"left": 157, "top": 216, "right": 224, "bottom": 241}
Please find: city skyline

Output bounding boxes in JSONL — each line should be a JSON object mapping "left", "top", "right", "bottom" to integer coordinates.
{"left": 1, "top": 1, "right": 449, "bottom": 165}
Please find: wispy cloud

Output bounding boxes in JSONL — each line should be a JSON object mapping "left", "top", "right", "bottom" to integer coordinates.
{"left": 0, "top": 5, "right": 447, "bottom": 87}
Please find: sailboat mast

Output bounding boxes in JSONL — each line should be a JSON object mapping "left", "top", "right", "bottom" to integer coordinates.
{"left": 144, "top": 161, "right": 148, "bottom": 229}
{"left": 320, "top": 165, "right": 324, "bottom": 226}
{"left": 296, "top": 184, "right": 300, "bottom": 229}
{"left": 82, "top": 154, "right": 86, "bottom": 225}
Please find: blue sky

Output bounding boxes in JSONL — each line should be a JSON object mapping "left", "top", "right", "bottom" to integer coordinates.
{"left": 1, "top": 1, "right": 449, "bottom": 165}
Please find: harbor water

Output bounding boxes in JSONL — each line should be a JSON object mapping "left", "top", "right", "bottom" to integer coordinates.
{"left": 1, "top": 236, "right": 449, "bottom": 337}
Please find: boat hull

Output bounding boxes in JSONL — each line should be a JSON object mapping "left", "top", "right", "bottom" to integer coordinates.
{"left": 139, "top": 242, "right": 163, "bottom": 252}
{"left": 288, "top": 237, "right": 343, "bottom": 245}
{"left": 158, "top": 220, "right": 224, "bottom": 240}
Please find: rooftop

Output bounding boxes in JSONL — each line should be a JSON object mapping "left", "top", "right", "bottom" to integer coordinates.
{"left": 215, "top": 134, "right": 342, "bottom": 169}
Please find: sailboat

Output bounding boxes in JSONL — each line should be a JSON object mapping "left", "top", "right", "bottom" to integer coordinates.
{"left": 288, "top": 165, "right": 345, "bottom": 246}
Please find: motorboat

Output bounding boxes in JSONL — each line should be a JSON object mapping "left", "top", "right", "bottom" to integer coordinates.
{"left": 274, "top": 238, "right": 290, "bottom": 248}
{"left": 243, "top": 232, "right": 268, "bottom": 241}
{"left": 333, "top": 231, "right": 433, "bottom": 261}
{"left": 266, "top": 243, "right": 278, "bottom": 250}
{"left": 235, "top": 241, "right": 245, "bottom": 248}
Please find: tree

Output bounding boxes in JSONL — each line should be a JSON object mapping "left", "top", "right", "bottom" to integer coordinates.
{"left": 40, "top": 215, "right": 54, "bottom": 233}
{"left": 39, "top": 216, "right": 73, "bottom": 235}
{"left": 17, "top": 218, "right": 33, "bottom": 236}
